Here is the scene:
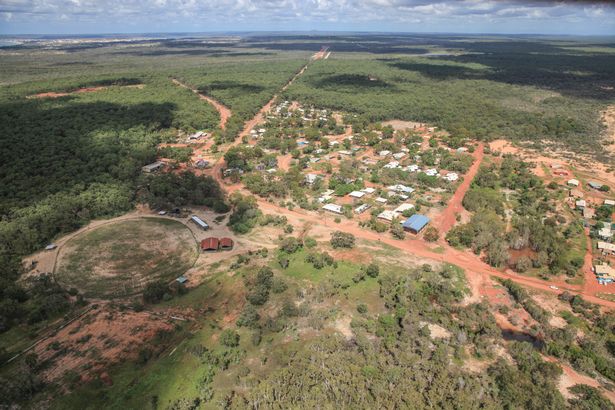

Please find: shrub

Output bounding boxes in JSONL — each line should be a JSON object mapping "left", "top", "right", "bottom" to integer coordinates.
{"left": 219, "top": 329, "right": 240, "bottom": 347}
{"left": 330, "top": 231, "right": 355, "bottom": 249}
{"left": 143, "top": 281, "right": 168, "bottom": 304}
{"left": 423, "top": 226, "right": 440, "bottom": 242}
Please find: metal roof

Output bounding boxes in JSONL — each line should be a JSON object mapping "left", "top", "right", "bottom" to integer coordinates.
{"left": 200, "top": 237, "right": 219, "bottom": 250}
{"left": 403, "top": 214, "right": 430, "bottom": 232}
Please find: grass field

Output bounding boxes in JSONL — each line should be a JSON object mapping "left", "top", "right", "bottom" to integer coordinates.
{"left": 55, "top": 218, "right": 198, "bottom": 298}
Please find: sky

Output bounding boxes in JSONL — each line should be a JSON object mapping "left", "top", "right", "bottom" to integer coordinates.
{"left": 0, "top": 0, "right": 614, "bottom": 36}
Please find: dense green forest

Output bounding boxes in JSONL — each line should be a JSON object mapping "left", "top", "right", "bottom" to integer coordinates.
{"left": 282, "top": 39, "right": 615, "bottom": 158}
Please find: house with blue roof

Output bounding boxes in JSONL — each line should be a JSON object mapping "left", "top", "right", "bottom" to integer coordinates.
{"left": 402, "top": 214, "right": 430, "bottom": 234}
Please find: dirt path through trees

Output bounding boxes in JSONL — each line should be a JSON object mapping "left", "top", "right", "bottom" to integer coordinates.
{"left": 171, "top": 78, "right": 232, "bottom": 130}
{"left": 436, "top": 143, "right": 484, "bottom": 235}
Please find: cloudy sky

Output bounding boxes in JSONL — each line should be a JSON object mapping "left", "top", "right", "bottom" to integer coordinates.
{"left": 0, "top": 0, "right": 614, "bottom": 35}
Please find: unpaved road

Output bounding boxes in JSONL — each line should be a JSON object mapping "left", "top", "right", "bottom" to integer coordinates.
{"left": 436, "top": 143, "right": 484, "bottom": 235}
{"left": 172, "top": 78, "right": 232, "bottom": 130}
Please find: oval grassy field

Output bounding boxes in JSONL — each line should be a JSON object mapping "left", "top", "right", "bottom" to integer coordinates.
{"left": 55, "top": 217, "right": 198, "bottom": 299}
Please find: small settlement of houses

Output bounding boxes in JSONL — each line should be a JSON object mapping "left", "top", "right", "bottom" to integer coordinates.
{"left": 566, "top": 179, "right": 615, "bottom": 285}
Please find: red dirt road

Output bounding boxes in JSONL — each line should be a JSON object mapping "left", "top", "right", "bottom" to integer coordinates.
{"left": 171, "top": 79, "right": 232, "bottom": 130}
{"left": 436, "top": 143, "right": 484, "bottom": 235}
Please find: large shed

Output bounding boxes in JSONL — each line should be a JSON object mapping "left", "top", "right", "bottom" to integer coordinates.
{"left": 220, "top": 237, "right": 234, "bottom": 250}
{"left": 201, "top": 237, "right": 219, "bottom": 251}
{"left": 190, "top": 215, "right": 209, "bottom": 230}
{"left": 402, "top": 214, "right": 430, "bottom": 234}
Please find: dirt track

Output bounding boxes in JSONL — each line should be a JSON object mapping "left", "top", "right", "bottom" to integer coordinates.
{"left": 436, "top": 143, "right": 484, "bottom": 235}
{"left": 171, "top": 78, "right": 232, "bottom": 130}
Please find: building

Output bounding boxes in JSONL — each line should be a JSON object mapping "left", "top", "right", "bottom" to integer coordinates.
{"left": 405, "top": 164, "right": 420, "bottom": 173}
{"left": 583, "top": 208, "right": 595, "bottom": 219}
{"left": 191, "top": 215, "right": 209, "bottom": 230}
{"left": 567, "top": 179, "right": 579, "bottom": 187}
{"left": 383, "top": 161, "right": 400, "bottom": 169}
{"left": 379, "top": 150, "right": 391, "bottom": 157}
{"left": 201, "top": 237, "right": 219, "bottom": 251}
{"left": 361, "top": 187, "right": 376, "bottom": 195}
{"left": 598, "top": 227, "right": 613, "bottom": 241}
{"left": 402, "top": 214, "right": 430, "bottom": 234}
{"left": 424, "top": 168, "right": 438, "bottom": 177}
{"left": 194, "top": 159, "right": 209, "bottom": 169}
{"left": 569, "top": 189, "right": 584, "bottom": 199}
{"left": 355, "top": 204, "right": 371, "bottom": 214}
{"left": 220, "top": 237, "right": 234, "bottom": 250}
{"left": 349, "top": 191, "right": 365, "bottom": 200}
{"left": 305, "top": 173, "right": 320, "bottom": 185}
{"left": 176, "top": 275, "right": 188, "bottom": 284}
{"left": 605, "top": 199, "right": 615, "bottom": 207}
{"left": 393, "top": 152, "right": 406, "bottom": 160}
{"left": 377, "top": 210, "right": 398, "bottom": 222}
{"left": 188, "top": 131, "right": 206, "bottom": 140}
{"left": 142, "top": 161, "right": 165, "bottom": 173}
{"left": 588, "top": 181, "right": 603, "bottom": 190}
{"left": 595, "top": 264, "right": 615, "bottom": 281}
{"left": 576, "top": 200, "right": 586, "bottom": 210}
{"left": 375, "top": 197, "right": 388, "bottom": 204}
{"left": 394, "top": 203, "right": 415, "bottom": 215}
{"left": 322, "top": 203, "right": 343, "bottom": 214}
{"left": 598, "top": 242, "right": 615, "bottom": 255}
{"left": 444, "top": 172, "right": 459, "bottom": 182}
{"left": 387, "top": 184, "right": 414, "bottom": 194}
{"left": 45, "top": 244, "right": 57, "bottom": 251}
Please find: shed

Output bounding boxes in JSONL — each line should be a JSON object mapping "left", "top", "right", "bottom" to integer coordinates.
{"left": 142, "top": 161, "right": 165, "bottom": 173}
{"left": 191, "top": 215, "right": 209, "bottom": 230}
{"left": 588, "top": 181, "right": 603, "bottom": 190}
{"left": 403, "top": 214, "right": 430, "bottom": 234}
{"left": 219, "top": 237, "right": 234, "bottom": 250}
{"left": 45, "top": 244, "right": 57, "bottom": 251}
{"left": 176, "top": 275, "right": 188, "bottom": 284}
{"left": 201, "top": 237, "right": 219, "bottom": 251}
{"left": 322, "top": 203, "right": 343, "bottom": 214}
{"left": 567, "top": 179, "right": 579, "bottom": 187}
{"left": 605, "top": 199, "right": 615, "bottom": 206}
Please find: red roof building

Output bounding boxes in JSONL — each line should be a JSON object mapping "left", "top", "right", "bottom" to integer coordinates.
{"left": 200, "top": 237, "right": 219, "bottom": 251}
{"left": 219, "top": 237, "right": 234, "bottom": 250}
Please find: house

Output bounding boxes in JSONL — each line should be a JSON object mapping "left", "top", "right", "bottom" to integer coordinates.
{"left": 200, "top": 237, "right": 219, "bottom": 251}
{"left": 305, "top": 174, "right": 319, "bottom": 185}
{"left": 223, "top": 168, "right": 244, "bottom": 177}
{"left": 322, "top": 203, "right": 343, "bottom": 214}
{"left": 424, "top": 168, "right": 438, "bottom": 177}
{"left": 188, "top": 131, "right": 206, "bottom": 140}
{"left": 598, "top": 227, "right": 613, "bottom": 241}
{"left": 349, "top": 191, "right": 365, "bottom": 199}
{"left": 567, "top": 179, "right": 579, "bottom": 187}
{"left": 595, "top": 264, "right": 615, "bottom": 280}
{"left": 444, "top": 172, "right": 459, "bottom": 182}
{"left": 376, "top": 197, "right": 388, "bottom": 204}
{"left": 569, "top": 189, "right": 584, "bottom": 199}
{"left": 393, "top": 152, "right": 406, "bottom": 160}
{"left": 583, "top": 208, "right": 595, "bottom": 219}
{"left": 176, "top": 275, "right": 188, "bottom": 284}
{"left": 45, "top": 244, "right": 57, "bottom": 251}
{"left": 588, "top": 181, "right": 603, "bottom": 190}
{"left": 387, "top": 184, "right": 414, "bottom": 194}
{"left": 402, "top": 214, "right": 430, "bottom": 234}
{"left": 604, "top": 199, "right": 615, "bottom": 207}
{"left": 142, "top": 161, "right": 165, "bottom": 173}
{"left": 576, "top": 200, "right": 586, "bottom": 210}
{"left": 379, "top": 150, "right": 391, "bottom": 157}
{"left": 394, "top": 203, "right": 415, "bottom": 215}
{"left": 383, "top": 161, "right": 400, "bottom": 169}
{"left": 338, "top": 150, "right": 353, "bottom": 156}
{"left": 194, "top": 159, "right": 209, "bottom": 169}
{"left": 377, "top": 210, "right": 398, "bottom": 222}
{"left": 355, "top": 204, "right": 371, "bottom": 214}
{"left": 191, "top": 215, "right": 209, "bottom": 231}
{"left": 219, "top": 237, "right": 234, "bottom": 250}
{"left": 405, "top": 164, "right": 420, "bottom": 173}
{"left": 361, "top": 187, "right": 376, "bottom": 195}
{"left": 457, "top": 147, "right": 468, "bottom": 153}
{"left": 598, "top": 241, "right": 615, "bottom": 255}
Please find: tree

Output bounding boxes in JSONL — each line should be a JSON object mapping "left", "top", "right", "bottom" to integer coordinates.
{"left": 486, "top": 240, "right": 509, "bottom": 267}
{"left": 423, "top": 226, "right": 440, "bottom": 242}
{"left": 143, "top": 281, "right": 168, "bottom": 304}
{"left": 390, "top": 221, "right": 406, "bottom": 239}
{"left": 330, "top": 231, "right": 355, "bottom": 249}
{"left": 515, "top": 256, "right": 532, "bottom": 273}
{"left": 219, "top": 329, "right": 240, "bottom": 347}
{"left": 365, "top": 263, "right": 380, "bottom": 278}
